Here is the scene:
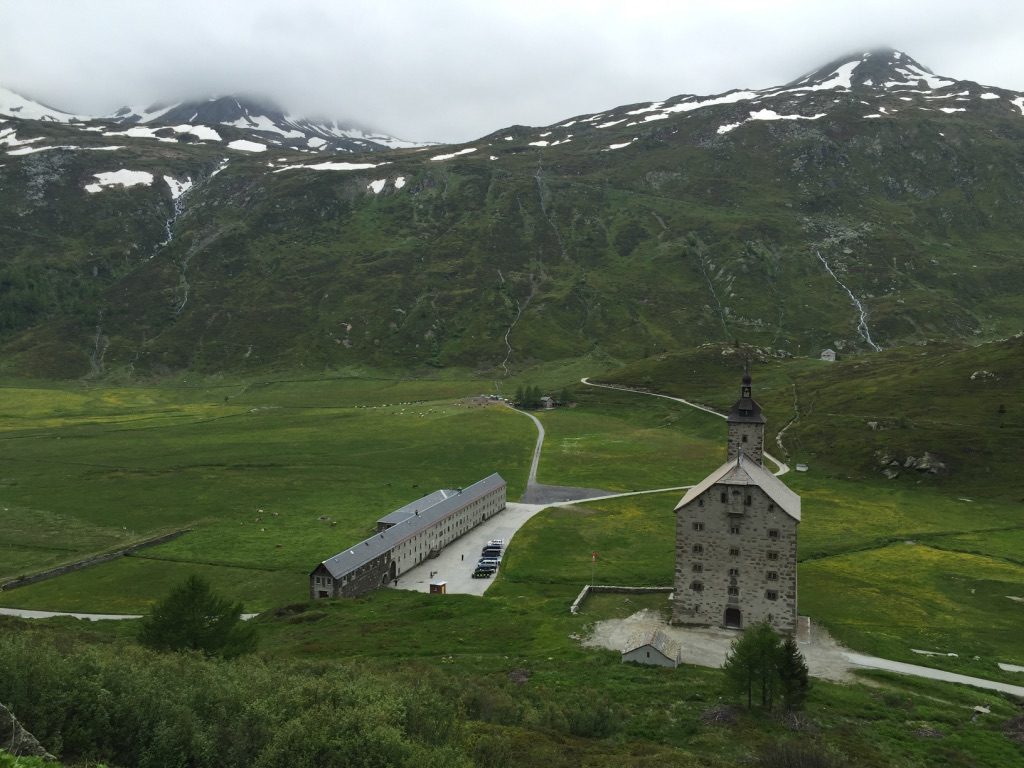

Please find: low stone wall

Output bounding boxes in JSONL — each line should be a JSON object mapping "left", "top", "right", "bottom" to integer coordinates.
{"left": 570, "top": 584, "right": 673, "bottom": 614}
{"left": 0, "top": 529, "right": 191, "bottom": 591}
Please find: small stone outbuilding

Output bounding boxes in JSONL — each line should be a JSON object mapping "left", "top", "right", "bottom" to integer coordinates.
{"left": 621, "top": 629, "right": 682, "bottom": 668}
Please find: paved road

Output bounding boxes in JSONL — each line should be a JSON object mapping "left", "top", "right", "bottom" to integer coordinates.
{"left": 579, "top": 378, "right": 790, "bottom": 476}
{"left": 390, "top": 502, "right": 547, "bottom": 596}
{"left": 586, "top": 610, "right": 1024, "bottom": 697}
{"left": 0, "top": 608, "right": 259, "bottom": 622}
{"left": 508, "top": 404, "right": 617, "bottom": 504}
{"left": 842, "top": 652, "right": 1024, "bottom": 698}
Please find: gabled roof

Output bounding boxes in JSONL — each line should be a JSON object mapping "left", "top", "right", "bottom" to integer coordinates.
{"left": 675, "top": 456, "right": 801, "bottom": 521}
{"left": 376, "top": 489, "right": 457, "bottom": 526}
{"left": 728, "top": 396, "right": 765, "bottom": 424}
{"left": 623, "top": 629, "right": 681, "bottom": 660}
{"left": 317, "top": 473, "right": 506, "bottom": 579}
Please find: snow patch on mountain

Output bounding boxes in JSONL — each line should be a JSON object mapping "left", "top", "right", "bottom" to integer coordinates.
{"left": 430, "top": 147, "right": 476, "bottom": 161}
{"left": 0, "top": 86, "right": 83, "bottom": 122}
{"left": 273, "top": 160, "right": 382, "bottom": 173}
{"left": 792, "top": 61, "right": 859, "bottom": 91}
{"left": 367, "top": 179, "right": 386, "bottom": 194}
{"left": 719, "top": 109, "right": 826, "bottom": 134}
{"left": 164, "top": 175, "right": 193, "bottom": 199}
{"left": 85, "top": 170, "right": 154, "bottom": 193}
{"left": 1013, "top": 97, "right": 1024, "bottom": 115}
{"left": 228, "top": 139, "right": 267, "bottom": 152}
{"left": 394, "top": 176, "right": 406, "bottom": 189}
{"left": 0, "top": 127, "right": 44, "bottom": 148}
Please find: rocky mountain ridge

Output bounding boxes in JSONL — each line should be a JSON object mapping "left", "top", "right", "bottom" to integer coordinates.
{"left": 0, "top": 86, "right": 426, "bottom": 153}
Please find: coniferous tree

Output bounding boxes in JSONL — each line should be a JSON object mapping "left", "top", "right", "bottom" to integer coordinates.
{"left": 777, "top": 635, "right": 810, "bottom": 711}
{"left": 722, "top": 621, "right": 783, "bottom": 709}
{"left": 514, "top": 385, "right": 525, "bottom": 407}
{"left": 138, "top": 575, "right": 257, "bottom": 658}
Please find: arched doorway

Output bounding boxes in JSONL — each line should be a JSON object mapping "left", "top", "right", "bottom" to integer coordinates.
{"left": 724, "top": 607, "right": 742, "bottom": 629}
{"left": 382, "top": 560, "right": 397, "bottom": 585}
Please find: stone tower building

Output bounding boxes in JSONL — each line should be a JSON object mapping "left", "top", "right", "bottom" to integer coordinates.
{"left": 671, "top": 372, "right": 801, "bottom": 633}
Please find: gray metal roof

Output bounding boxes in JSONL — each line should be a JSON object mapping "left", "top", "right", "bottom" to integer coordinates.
{"left": 317, "top": 473, "right": 506, "bottom": 579}
{"left": 623, "top": 629, "right": 681, "bottom": 660}
{"left": 675, "top": 456, "right": 801, "bottom": 521}
{"left": 376, "top": 489, "right": 456, "bottom": 526}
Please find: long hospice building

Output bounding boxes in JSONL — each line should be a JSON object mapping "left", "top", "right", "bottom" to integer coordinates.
{"left": 310, "top": 473, "right": 507, "bottom": 598}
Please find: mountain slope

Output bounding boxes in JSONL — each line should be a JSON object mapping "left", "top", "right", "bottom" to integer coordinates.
{"left": 108, "top": 95, "right": 428, "bottom": 152}
{"left": 2, "top": 48, "right": 1024, "bottom": 378}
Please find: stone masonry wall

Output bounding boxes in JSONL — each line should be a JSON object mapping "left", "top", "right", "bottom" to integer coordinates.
{"left": 672, "top": 484, "right": 797, "bottom": 634}
{"left": 727, "top": 422, "right": 764, "bottom": 464}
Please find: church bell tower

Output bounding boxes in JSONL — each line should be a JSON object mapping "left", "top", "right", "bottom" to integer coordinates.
{"left": 726, "top": 367, "right": 765, "bottom": 465}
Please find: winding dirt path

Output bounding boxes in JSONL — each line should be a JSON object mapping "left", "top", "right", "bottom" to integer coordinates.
{"left": 579, "top": 378, "right": 790, "bottom": 476}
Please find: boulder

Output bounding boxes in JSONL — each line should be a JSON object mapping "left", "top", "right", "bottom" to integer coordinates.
{"left": 0, "top": 702, "right": 55, "bottom": 761}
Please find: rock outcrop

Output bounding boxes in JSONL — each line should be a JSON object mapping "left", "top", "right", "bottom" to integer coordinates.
{"left": 0, "top": 702, "right": 55, "bottom": 761}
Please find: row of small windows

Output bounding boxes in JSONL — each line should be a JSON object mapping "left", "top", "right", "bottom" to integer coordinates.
{"left": 691, "top": 544, "right": 780, "bottom": 560}
{"left": 696, "top": 495, "right": 775, "bottom": 513}
{"left": 691, "top": 522, "right": 780, "bottom": 539}
{"left": 691, "top": 563, "right": 779, "bottom": 581}
{"left": 689, "top": 582, "right": 780, "bottom": 601}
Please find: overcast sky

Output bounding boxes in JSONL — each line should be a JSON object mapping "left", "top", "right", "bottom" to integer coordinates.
{"left": 2, "top": 0, "right": 1023, "bottom": 143}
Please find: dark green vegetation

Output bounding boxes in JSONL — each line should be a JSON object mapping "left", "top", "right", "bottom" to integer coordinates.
{"left": 2, "top": 596, "right": 1023, "bottom": 768}
{"left": 722, "top": 622, "right": 809, "bottom": 711}
{"left": 138, "top": 575, "right": 257, "bottom": 658}
{"left": 3, "top": 52, "right": 1024, "bottom": 379}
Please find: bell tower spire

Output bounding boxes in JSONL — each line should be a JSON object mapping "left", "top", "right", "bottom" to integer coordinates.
{"left": 726, "top": 364, "right": 765, "bottom": 464}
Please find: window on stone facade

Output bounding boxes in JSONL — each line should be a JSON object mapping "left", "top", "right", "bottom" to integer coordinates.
{"left": 767, "top": 551, "right": 779, "bottom": 561}
{"left": 690, "top": 581, "right": 703, "bottom": 592}
{"left": 729, "top": 547, "right": 740, "bottom": 557}
{"left": 768, "top": 528, "right": 780, "bottom": 539}
{"left": 768, "top": 503, "right": 775, "bottom": 512}
{"left": 727, "top": 586, "right": 739, "bottom": 596}
{"left": 692, "top": 563, "right": 703, "bottom": 573}
{"left": 692, "top": 544, "right": 703, "bottom": 555}
{"left": 766, "top": 571, "right": 779, "bottom": 581}
{"left": 692, "top": 522, "right": 705, "bottom": 531}
{"left": 698, "top": 498, "right": 704, "bottom": 507}
{"left": 730, "top": 525, "right": 741, "bottom": 535}
{"left": 720, "top": 491, "right": 728, "bottom": 503}
{"left": 728, "top": 568, "right": 739, "bottom": 577}
{"left": 742, "top": 434, "right": 748, "bottom": 443}
{"left": 315, "top": 576, "right": 321, "bottom": 585}
{"left": 744, "top": 494, "right": 752, "bottom": 506}
{"left": 766, "top": 590, "right": 778, "bottom": 601}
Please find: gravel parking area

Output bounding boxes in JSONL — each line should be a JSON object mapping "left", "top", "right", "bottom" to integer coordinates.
{"left": 388, "top": 502, "right": 547, "bottom": 596}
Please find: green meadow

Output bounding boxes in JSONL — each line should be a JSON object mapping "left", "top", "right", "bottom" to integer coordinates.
{"left": 1, "top": 360, "right": 1023, "bottom": 766}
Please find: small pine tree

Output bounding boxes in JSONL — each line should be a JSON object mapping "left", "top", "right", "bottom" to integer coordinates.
{"left": 777, "top": 635, "right": 810, "bottom": 711}
{"left": 138, "top": 575, "right": 257, "bottom": 658}
{"left": 514, "top": 385, "right": 525, "bottom": 406}
{"left": 559, "top": 387, "right": 572, "bottom": 405}
{"left": 722, "top": 621, "right": 783, "bottom": 710}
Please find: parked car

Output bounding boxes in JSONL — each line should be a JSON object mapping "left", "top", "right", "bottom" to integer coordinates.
{"left": 472, "top": 567, "right": 495, "bottom": 578}
{"left": 481, "top": 546, "right": 502, "bottom": 558}
{"left": 478, "top": 558, "right": 500, "bottom": 569}
{"left": 487, "top": 539, "right": 504, "bottom": 548}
